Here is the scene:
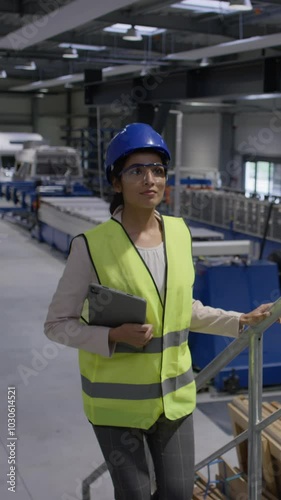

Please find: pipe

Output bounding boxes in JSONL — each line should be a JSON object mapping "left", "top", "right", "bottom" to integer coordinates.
{"left": 96, "top": 106, "right": 104, "bottom": 199}
{"left": 169, "top": 110, "right": 183, "bottom": 217}
{"left": 248, "top": 332, "right": 263, "bottom": 499}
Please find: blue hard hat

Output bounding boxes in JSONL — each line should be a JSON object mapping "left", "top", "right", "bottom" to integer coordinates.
{"left": 105, "top": 123, "right": 171, "bottom": 183}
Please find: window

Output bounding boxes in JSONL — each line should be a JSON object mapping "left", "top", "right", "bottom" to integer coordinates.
{"left": 244, "top": 159, "right": 281, "bottom": 197}
{"left": 36, "top": 154, "right": 79, "bottom": 176}
{"left": 1, "top": 155, "right": 15, "bottom": 169}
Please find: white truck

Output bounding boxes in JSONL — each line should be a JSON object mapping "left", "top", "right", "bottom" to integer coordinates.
{"left": 13, "top": 144, "right": 82, "bottom": 182}
{"left": 0, "top": 132, "right": 43, "bottom": 178}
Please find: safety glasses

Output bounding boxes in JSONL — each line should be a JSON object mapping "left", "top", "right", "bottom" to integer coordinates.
{"left": 118, "top": 163, "right": 168, "bottom": 182}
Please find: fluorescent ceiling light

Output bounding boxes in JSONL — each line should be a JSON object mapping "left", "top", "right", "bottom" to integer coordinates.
{"left": 104, "top": 23, "right": 131, "bottom": 33}
{"left": 39, "top": 88, "right": 49, "bottom": 93}
{"left": 187, "top": 101, "right": 233, "bottom": 107}
{"left": 59, "top": 42, "right": 106, "bottom": 51}
{"left": 135, "top": 26, "right": 165, "bottom": 35}
{"left": 228, "top": 0, "right": 252, "bottom": 10}
{"left": 240, "top": 93, "right": 281, "bottom": 100}
{"left": 104, "top": 23, "right": 165, "bottom": 35}
{"left": 62, "top": 47, "right": 78, "bottom": 58}
{"left": 15, "top": 61, "right": 36, "bottom": 70}
{"left": 171, "top": 1, "right": 234, "bottom": 14}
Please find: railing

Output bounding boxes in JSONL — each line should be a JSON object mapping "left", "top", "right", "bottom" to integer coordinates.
{"left": 81, "top": 297, "right": 281, "bottom": 500}
{"left": 195, "top": 296, "right": 281, "bottom": 499}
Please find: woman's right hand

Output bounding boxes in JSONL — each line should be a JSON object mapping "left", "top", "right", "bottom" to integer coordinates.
{"left": 109, "top": 323, "right": 154, "bottom": 348}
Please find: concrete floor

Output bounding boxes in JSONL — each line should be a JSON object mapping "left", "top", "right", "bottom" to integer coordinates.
{"left": 0, "top": 218, "right": 243, "bottom": 500}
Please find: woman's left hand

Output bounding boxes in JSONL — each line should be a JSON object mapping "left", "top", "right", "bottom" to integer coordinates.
{"left": 239, "top": 303, "right": 281, "bottom": 330}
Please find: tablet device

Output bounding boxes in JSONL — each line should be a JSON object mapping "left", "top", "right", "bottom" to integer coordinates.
{"left": 88, "top": 283, "right": 147, "bottom": 327}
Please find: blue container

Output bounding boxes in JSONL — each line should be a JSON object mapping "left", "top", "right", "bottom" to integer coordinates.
{"left": 189, "top": 260, "right": 281, "bottom": 391}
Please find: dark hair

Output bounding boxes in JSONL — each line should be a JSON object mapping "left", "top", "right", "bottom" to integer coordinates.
{"left": 109, "top": 156, "right": 125, "bottom": 215}
{"left": 110, "top": 192, "right": 124, "bottom": 215}
{"left": 108, "top": 148, "right": 166, "bottom": 215}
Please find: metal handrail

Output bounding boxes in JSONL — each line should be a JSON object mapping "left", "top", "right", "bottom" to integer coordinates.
{"left": 81, "top": 299, "right": 281, "bottom": 500}
{"left": 195, "top": 406, "right": 281, "bottom": 471}
{"left": 194, "top": 297, "right": 281, "bottom": 499}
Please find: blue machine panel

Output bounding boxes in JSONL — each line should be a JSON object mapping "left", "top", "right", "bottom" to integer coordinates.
{"left": 189, "top": 260, "right": 281, "bottom": 391}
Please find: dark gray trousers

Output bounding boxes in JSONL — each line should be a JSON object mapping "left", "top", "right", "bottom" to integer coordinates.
{"left": 91, "top": 413, "right": 194, "bottom": 500}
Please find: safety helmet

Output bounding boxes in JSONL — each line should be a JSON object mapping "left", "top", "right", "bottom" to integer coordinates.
{"left": 105, "top": 122, "right": 171, "bottom": 183}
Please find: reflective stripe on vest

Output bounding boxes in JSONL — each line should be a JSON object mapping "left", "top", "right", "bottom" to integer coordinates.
{"left": 79, "top": 215, "right": 196, "bottom": 428}
{"left": 81, "top": 364, "right": 194, "bottom": 400}
{"left": 115, "top": 328, "right": 189, "bottom": 354}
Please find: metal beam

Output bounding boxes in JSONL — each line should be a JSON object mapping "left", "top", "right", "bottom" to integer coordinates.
{"left": 0, "top": 0, "right": 141, "bottom": 50}
{"left": 84, "top": 57, "right": 281, "bottom": 105}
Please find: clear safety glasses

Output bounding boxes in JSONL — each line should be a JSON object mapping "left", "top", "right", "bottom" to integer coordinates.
{"left": 118, "top": 163, "right": 168, "bottom": 182}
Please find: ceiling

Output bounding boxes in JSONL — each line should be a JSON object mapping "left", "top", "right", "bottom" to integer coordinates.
{"left": 1, "top": 0, "right": 281, "bottom": 110}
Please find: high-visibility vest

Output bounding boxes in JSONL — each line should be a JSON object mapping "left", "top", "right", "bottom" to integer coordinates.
{"left": 79, "top": 215, "right": 195, "bottom": 429}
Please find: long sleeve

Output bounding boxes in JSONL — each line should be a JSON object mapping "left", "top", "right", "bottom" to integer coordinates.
{"left": 44, "top": 236, "right": 114, "bottom": 356}
{"left": 190, "top": 299, "right": 242, "bottom": 338}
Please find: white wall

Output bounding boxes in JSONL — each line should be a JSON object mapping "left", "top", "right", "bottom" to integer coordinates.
{"left": 37, "top": 117, "right": 66, "bottom": 146}
{"left": 181, "top": 113, "right": 221, "bottom": 173}
{"left": 0, "top": 95, "right": 32, "bottom": 131}
{"left": 234, "top": 112, "right": 281, "bottom": 158}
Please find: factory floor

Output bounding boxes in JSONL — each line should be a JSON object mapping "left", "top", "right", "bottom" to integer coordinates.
{"left": 1, "top": 217, "right": 280, "bottom": 500}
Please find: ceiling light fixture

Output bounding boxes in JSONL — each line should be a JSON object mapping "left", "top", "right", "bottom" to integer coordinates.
{"left": 104, "top": 23, "right": 165, "bottom": 36}
{"left": 171, "top": 1, "right": 233, "bottom": 14}
{"left": 228, "top": 0, "right": 252, "bottom": 11}
{"left": 62, "top": 47, "right": 78, "bottom": 59}
{"left": 123, "top": 26, "right": 143, "bottom": 42}
{"left": 199, "top": 57, "right": 210, "bottom": 67}
{"left": 240, "top": 93, "right": 281, "bottom": 100}
{"left": 59, "top": 43, "right": 106, "bottom": 52}
{"left": 187, "top": 101, "right": 233, "bottom": 107}
{"left": 15, "top": 61, "right": 36, "bottom": 70}
{"left": 0, "top": 69, "right": 7, "bottom": 78}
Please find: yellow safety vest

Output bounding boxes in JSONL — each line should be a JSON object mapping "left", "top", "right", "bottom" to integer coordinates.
{"left": 79, "top": 215, "right": 195, "bottom": 429}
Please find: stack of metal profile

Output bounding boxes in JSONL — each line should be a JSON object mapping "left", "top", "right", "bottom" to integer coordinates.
{"left": 38, "top": 196, "right": 110, "bottom": 236}
{"left": 180, "top": 190, "right": 281, "bottom": 243}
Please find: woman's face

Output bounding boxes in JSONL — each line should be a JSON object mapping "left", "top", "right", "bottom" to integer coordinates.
{"left": 112, "top": 150, "right": 167, "bottom": 210}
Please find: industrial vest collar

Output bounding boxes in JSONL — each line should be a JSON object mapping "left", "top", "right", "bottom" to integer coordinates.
{"left": 79, "top": 214, "right": 196, "bottom": 429}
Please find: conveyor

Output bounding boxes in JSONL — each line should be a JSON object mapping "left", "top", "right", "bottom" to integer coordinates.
{"left": 37, "top": 197, "right": 253, "bottom": 258}
{"left": 38, "top": 197, "right": 110, "bottom": 236}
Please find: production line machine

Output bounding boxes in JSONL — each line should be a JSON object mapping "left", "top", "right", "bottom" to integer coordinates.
{"left": 36, "top": 195, "right": 244, "bottom": 254}
{"left": 190, "top": 256, "right": 281, "bottom": 392}
{"left": 2, "top": 186, "right": 280, "bottom": 393}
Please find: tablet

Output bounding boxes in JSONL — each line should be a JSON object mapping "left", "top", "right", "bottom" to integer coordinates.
{"left": 88, "top": 283, "right": 147, "bottom": 327}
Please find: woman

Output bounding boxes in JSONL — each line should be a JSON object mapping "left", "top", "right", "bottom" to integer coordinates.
{"left": 44, "top": 123, "right": 275, "bottom": 500}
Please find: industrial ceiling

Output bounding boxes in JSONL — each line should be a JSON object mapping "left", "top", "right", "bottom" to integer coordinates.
{"left": 1, "top": 0, "right": 281, "bottom": 110}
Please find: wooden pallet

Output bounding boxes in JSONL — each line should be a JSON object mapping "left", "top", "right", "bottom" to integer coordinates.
{"left": 227, "top": 396, "right": 281, "bottom": 499}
